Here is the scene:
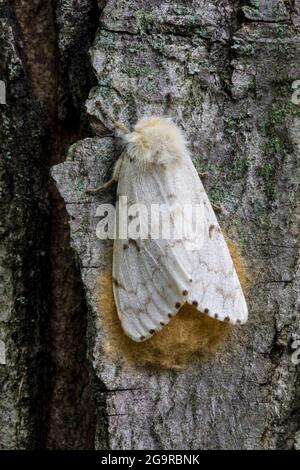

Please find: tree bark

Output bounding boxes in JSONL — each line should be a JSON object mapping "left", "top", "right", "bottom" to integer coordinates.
{"left": 0, "top": 0, "right": 100, "bottom": 449}
{"left": 1, "top": 0, "right": 300, "bottom": 450}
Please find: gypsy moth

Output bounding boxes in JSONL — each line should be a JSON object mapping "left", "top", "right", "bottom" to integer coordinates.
{"left": 89, "top": 108, "right": 248, "bottom": 342}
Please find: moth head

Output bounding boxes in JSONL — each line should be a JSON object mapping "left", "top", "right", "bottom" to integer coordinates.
{"left": 122, "top": 116, "right": 190, "bottom": 167}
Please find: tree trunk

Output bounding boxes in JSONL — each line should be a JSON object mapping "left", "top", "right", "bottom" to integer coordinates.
{"left": 1, "top": 0, "right": 300, "bottom": 450}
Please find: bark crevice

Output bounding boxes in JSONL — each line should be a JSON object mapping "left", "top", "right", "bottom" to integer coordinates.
{"left": 3, "top": 0, "right": 106, "bottom": 449}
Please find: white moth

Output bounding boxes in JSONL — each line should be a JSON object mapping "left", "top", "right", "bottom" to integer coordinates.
{"left": 89, "top": 114, "right": 248, "bottom": 342}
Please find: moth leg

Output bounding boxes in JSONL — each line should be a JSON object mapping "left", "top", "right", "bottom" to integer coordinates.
{"left": 86, "top": 154, "right": 124, "bottom": 193}
{"left": 112, "top": 154, "right": 124, "bottom": 180}
{"left": 86, "top": 177, "right": 116, "bottom": 193}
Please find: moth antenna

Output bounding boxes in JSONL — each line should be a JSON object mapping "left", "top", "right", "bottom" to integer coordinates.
{"left": 96, "top": 100, "right": 130, "bottom": 134}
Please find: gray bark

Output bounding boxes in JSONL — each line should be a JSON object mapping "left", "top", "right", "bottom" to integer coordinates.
{"left": 1, "top": 0, "right": 300, "bottom": 450}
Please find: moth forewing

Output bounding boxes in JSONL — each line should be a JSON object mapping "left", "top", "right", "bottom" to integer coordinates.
{"left": 110, "top": 116, "right": 248, "bottom": 341}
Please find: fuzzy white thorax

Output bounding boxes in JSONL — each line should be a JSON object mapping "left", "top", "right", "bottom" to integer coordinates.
{"left": 123, "top": 116, "right": 190, "bottom": 167}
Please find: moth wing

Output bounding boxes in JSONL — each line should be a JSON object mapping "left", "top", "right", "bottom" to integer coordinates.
{"left": 186, "top": 163, "right": 248, "bottom": 325}
{"left": 113, "top": 153, "right": 248, "bottom": 342}
{"left": 113, "top": 158, "right": 194, "bottom": 342}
